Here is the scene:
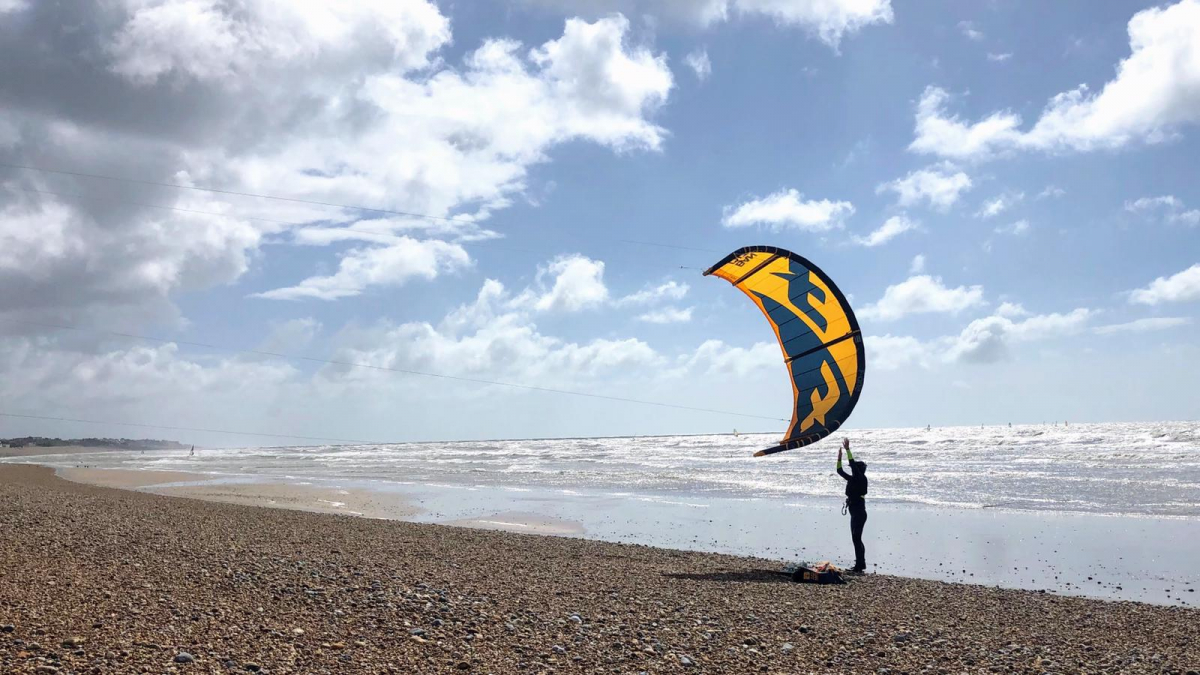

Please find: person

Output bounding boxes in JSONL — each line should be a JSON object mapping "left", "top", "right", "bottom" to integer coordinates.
{"left": 836, "top": 438, "right": 868, "bottom": 573}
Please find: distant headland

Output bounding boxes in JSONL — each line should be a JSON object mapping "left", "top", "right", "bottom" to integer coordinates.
{"left": 0, "top": 436, "right": 186, "bottom": 450}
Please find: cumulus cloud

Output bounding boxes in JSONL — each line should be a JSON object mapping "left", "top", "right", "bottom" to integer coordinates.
{"left": 722, "top": 189, "right": 854, "bottom": 231}
{"left": 957, "top": 20, "right": 983, "bottom": 41}
{"left": 869, "top": 306, "right": 1093, "bottom": 369}
{"left": 852, "top": 215, "right": 917, "bottom": 246}
{"left": 994, "top": 219, "right": 1030, "bottom": 236}
{"left": 1128, "top": 264, "right": 1200, "bottom": 305}
{"left": 523, "top": 0, "right": 894, "bottom": 47}
{"left": 946, "top": 308, "right": 1092, "bottom": 363}
{"left": 0, "top": 5, "right": 674, "bottom": 325}
{"left": 1094, "top": 317, "right": 1191, "bottom": 334}
{"left": 684, "top": 48, "right": 712, "bottom": 81}
{"left": 637, "top": 307, "right": 693, "bottom": 324}
{"left": 860, "top": 275, "right": 985, "bottom": 321}
{"left": 512, "top": 255, "right": 612, "bottom": 313}
{"left": 877, "top": 166, "right": 972, "bottom": 210}
{"left": 909, "top": 254, "right": 926, "bottom": 274}
{"left": 976, "top": 192, "right": 1024, "bottom": 218}
{"left": 1125, "top": 195, "right": 1200, "bottom": 226}
{"left": 910, "top": 0, "right": 1200, "bottom": 160}
{"left": 987, "top": 52, "right": 1013, "bottom": 62}
{"left": 682, "top": 340, "right": 778, "bottom": 376}
{"left": 617, "top": 280, "right": 689, "bottom": 306}
{"left": 253, "top": 238, "right": 471, "bottom": 301}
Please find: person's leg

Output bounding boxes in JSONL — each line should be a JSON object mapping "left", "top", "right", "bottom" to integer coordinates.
{"left": 850, "top": 510, "right": 866, "bottom": 571}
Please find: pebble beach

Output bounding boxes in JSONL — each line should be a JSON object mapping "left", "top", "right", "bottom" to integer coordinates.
{"left": 1, "top": 464, "right": 1198, "bottom": 674}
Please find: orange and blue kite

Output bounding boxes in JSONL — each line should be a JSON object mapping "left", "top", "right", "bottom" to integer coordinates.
{"left": 705, "top": 246, "right": 865, "bottom": 456}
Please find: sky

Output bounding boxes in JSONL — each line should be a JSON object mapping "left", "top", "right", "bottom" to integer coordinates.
{"left": 1, "top": 0, "right": 1198, "bottom": 446}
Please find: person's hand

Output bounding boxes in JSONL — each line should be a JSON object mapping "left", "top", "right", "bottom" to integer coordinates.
{"left": 842, "top": 438, "right": 850, "bottom": 451}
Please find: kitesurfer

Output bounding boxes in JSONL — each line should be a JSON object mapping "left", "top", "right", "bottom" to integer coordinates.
{"left": 837, "top": 438, "right": 868, "bottom": 573}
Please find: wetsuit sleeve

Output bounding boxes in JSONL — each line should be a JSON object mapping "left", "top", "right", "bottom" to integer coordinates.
{"left": 836, "top": 464, "right": 851, "bottom": 481}
{"left": 845, "top": 447, "right": 855, "bottom": 462}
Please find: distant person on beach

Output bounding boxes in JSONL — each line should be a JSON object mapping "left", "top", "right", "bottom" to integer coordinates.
{"left": 837, "top": 438, "right": 868, "bottom": 573}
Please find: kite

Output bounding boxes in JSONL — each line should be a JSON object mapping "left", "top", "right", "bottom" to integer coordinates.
{"left": 704, "top": 246, "right": 865, "bottom": 456}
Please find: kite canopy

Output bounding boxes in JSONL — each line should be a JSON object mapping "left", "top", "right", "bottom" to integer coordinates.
{"left": 704, "top": 246, "right": 865, "bottom": 456}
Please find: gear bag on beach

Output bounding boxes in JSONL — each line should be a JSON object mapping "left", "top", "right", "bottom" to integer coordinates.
{"left": 791, "top": 561, "right": 844, "bottom": 584}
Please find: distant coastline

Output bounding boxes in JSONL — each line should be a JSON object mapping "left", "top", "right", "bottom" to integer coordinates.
{"left": 0, "top": 436, "right": 185, "bottom": 450}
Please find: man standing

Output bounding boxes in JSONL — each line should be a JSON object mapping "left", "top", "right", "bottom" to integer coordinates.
{"left": 836, "top": 438, "right": 868, "bottom": 573}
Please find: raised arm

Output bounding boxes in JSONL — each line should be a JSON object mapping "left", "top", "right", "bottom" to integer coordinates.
{"left": 836, "top": 439, "right": 851, "bottom": 481}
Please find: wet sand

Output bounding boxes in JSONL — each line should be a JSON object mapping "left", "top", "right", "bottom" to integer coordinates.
{"left": 1, "top": 463, "right": 1198, "bottom": 674}
{"left": 58, "top": 467, "right": 421, "bottom": 520}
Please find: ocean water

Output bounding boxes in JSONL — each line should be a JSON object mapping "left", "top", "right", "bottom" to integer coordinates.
{"left": 17, "top": 421, "right": 1200, "bottom": 518}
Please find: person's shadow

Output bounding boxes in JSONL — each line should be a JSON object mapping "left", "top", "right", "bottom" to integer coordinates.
{"left": 662, "top": 569, "right": 793, "bottom": 584}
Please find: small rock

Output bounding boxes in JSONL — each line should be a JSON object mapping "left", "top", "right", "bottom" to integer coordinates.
{"left": 680, "top": 655, "right": 696, "bottom": 668}
{"left": 174, "top": 652, "right": 195, "bottom": 664}
{"left": 455, "top": 662, "right": 470, "bottom": 670}
{"left": 410, "top": 628, "right": 426, "bottom": 637}
{"left": 244, "top": 663, "right": 261, "bottom": 672}
{"left": 552, "top": 645, "right": 566, "bottom": 654}
{"left": 62, "top": 636, "right": 85, "bottom": 647}
{"left": 35, "top": 667, "right": 59, "bottom": 674}
{"left": 892, "top": 632, "right": 910, "bottom": 643}
{"left": 291, "top": 628, "right": 304, "bottom": 636}
{"left": 568, "top": 614, "right": 582, "bottom": 624}
{"left": 1, "top": 624, "right": 13, "bottom": 633}
{"left": 781, "top": 643, "right": 794, "bottom": 653}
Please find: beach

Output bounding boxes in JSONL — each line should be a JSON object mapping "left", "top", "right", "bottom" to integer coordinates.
{"left": 1, "top": 463, "right": 1198, "bottom": 674}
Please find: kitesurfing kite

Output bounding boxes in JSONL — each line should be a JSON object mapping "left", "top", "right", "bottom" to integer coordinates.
{"left": 704, "top": 246, "right": 865, "bottom": 456}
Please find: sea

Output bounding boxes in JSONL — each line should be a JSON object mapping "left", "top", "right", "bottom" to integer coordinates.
{"left": 8, "top": 421, "right": 1200, "bottom": 605}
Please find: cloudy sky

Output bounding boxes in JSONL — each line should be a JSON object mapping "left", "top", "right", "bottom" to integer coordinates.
{"left": 1, "top": 0, "right": 1198, "bottom": 446}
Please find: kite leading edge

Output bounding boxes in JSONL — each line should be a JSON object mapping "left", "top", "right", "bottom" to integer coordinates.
{"left": 703, "top": 246, "right": 866, "bottom": 457}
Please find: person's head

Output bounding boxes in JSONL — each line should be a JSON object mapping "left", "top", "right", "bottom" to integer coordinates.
{"left": 850, "top": 459, "right": 867, "bottom": 476}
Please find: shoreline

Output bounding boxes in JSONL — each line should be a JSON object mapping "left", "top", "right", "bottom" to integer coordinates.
{"left": 0, "top": 463, "right": 1197, "bottom": 673}
{"left": 39, "top": 464, "right": 1200, "bottom": 608}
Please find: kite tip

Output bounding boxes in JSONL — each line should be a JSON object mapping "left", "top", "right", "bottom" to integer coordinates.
{"left": 753, "top": 450, "right": 766, "bottom": 457}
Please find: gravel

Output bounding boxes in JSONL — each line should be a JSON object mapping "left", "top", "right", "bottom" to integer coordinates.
{"left": 1, "top": 464, "right": 1198, "bottom": 673}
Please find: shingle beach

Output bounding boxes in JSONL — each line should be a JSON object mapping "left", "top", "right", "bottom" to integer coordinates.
{"left": 1, "top": 465, "right": 1197, "bottom": 674}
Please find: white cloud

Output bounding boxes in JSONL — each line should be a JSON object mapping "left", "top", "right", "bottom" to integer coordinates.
{"left": 1125, "top": 195, "right": 1200, "bottom": 226}
{"left": 877, "top": 165, "right": 972, "bottom": 210}
{"left": 513, "top": 255, "right": 611, "bottom": 313}
{"left": 1128, "top": 264, "right": 1200, "bottom": 305}
{"left": 1126, "top": 195, "right": 1182, "bottom": 212}
{"left": 254, "top": 238, "right": 470, "bottom": 301}
{"left": 1, "top": 7, "right": 675, "bottom": 323}
{"left": 976, "top": 192, "right": 1024, "bottom": 218}
{"left": 637, "top": 307, "right": 693, "bottom": 324}
{"left": 732, "top": 0, "right": 894, "bottom": 47}
{"left": 860, "top": 275, "right": 985, "bottom": 321}
{"left": 868, "top": 306, "right": 1094, "bottom": 368}
{"left": 995, "top": 301, "right": 1028, "bottom": 318}
{"left": 946, "top": 308, "right": 1092, "bottom": 363}
{"left": 684, "top": 48, "right": 712, "bottom": 81}
{"left": 958, "top": 20, "right": 983, "bottom": 41}
{"left": 0, "top": 0, "right": 27, "bottom": 14}
{"left": 682, "top": 339, "right": 778, "bottom": 376}
{"left": 987, "top": 52, "right": 1013, "bottom": 62}
{"left": 1037, "top": 185, "right": 1066, "bottom": 200}
{"left": 524, "top": 0, "right": 894, "bottom": 48}
{"left": 911, "top": 0, "right": 1200, "bottom": 160}
{"left": 853, "top": 215, "right": 917, "bottom": 246}
{"left": 994, "top": 219, "right": 1030, "bottom": 236}
{"left": 618, "top": 280, "right": 689, "bottom": 306}
{"left": 868, "top": 334, "right": 934, "bottom": 370}
{"left": 1094, "top": 317, "right": 1191, "bottom": 334}
{"left": 909, "top": 254, "right": 926, "bottom": 274}
{"left": 722, "top": 189, "right": 854, "bottom": 231}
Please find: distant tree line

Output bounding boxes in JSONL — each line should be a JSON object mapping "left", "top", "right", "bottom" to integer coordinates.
{"left": 0, "top": 437, "right": 187, "bottom": 449}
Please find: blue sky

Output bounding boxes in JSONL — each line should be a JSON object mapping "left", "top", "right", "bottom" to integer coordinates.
{"left": 1, "top": 0, "right": 1198, "bottom": 446}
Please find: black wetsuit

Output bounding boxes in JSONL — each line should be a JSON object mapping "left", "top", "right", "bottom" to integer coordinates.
{"left": 837, "top": 464, "right": 868, "bottom": 570}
